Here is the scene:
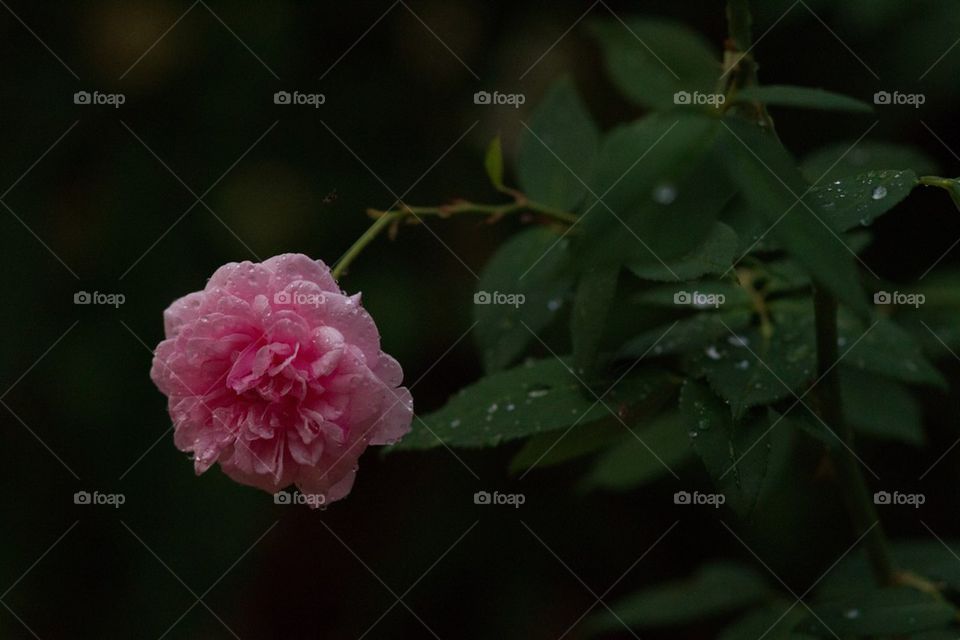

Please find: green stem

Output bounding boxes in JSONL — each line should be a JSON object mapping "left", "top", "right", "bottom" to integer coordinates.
{"left": 918, "top": 175, "right": 955, "bottom": 190}
{"left": 918, "top": 175, "right": 960, "bottom": 212}
{"left": 723, "top": 0, "right": 774, "bottom": 128}
{"left": 726, "top": 0, "right": 754, "bottom": 55}
{"left": 332, "top": 210, "right": 402, "bottom": 280}
{"left": 331, "top": 198, "right": 576, "bottom": 280}
{"left": 813, "top": 287, "right": 896, "bottom": 586}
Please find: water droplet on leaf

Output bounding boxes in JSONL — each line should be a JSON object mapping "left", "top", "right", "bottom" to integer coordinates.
{"left": 652, "top": 183, "right": 677, "bottom": 205}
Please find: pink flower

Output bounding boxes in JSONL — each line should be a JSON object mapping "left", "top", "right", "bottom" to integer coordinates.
{"left": 150, "top": 253, "right": 413, "bottom": 506}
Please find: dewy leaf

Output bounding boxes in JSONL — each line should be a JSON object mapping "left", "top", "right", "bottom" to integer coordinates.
{"left": 589, "top": 561, "right": 773, "bottom": 632}
{"left": 840, "top": 368, "right": 924, "bottom": 446}
{"left": 628, "top": 222, "right": 739, "bottom": 282}
{"left": 800, "top": 588, "right": 956, "bottom": 637}
{"left": 397, "top": 359, "right": 675, "bottom": 450}
{"left": 473, "top": 227, "right": 572, "bottom": 373}
{"left": 618, "top": 307, "right": 754, "bottom": 360}
{"left": 837, "top": 314, "right": 947, "bottom": 388}
{"left": 516, "top": 77, "right": 599, "bottom": 211}
{"left": 679, "top": 380, "right": 785, "bottom": 517}
{"left": 589, "top": 18, "right": 720, "bottom": 110}
{"left": 581, "top": 411, "right": 694, "bottom": 491}
{"left": 684, "top": 302, "right": 816, "bottom": 419}
{"left": 484, "top": 135, "right": 505, "bottom": 191}
{"left": 511, "top": 389, "right": 679, "bottom": 473}
{"left": 733, "top": 85, "right": 874, "bottom": 113}
{"left": 571, "top": 266, "right": 619, "bottom": 380}
{"left": 578, "top": 114, "right": 730, "bottom": 268}
{"left": 807, "top": 169, "right": 917, "bottom": 232}
{"left": 718, "top": 117, "right": 869, "bottom": 316}
{"left": 801, "top": 141, "right": 938, "bottom": 183}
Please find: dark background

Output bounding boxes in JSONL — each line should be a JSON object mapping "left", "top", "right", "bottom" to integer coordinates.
{"left": 3, "top": 1, "right": 960, "bottom": 638}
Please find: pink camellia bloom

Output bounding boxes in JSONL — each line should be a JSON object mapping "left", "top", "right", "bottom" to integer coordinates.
{"left": 150, "top": 253, "right": 412, "bottom": 506}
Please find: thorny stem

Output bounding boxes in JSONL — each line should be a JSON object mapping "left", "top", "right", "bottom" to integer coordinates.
{"left": 813, "top": 287, "right": 896, "bottom": 586}
{"left": 728, "top": 0, "right": 902, "bottom": 593}
{"left": 331, "top": 196, "right": 577, "bottom": 280}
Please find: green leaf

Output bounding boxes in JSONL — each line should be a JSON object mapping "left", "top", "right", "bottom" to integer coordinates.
{"left": 822, "top": 539, "right": 960, "bottom": 598}
{"left": 628, "top": 222, "right": 740, "bottom": 282}
{"left": 631, "top": 281, "right": 751, "bottom": 309}
{"left": 900, "top": 268, "right": 960, "bottom": 359}
{"left": 733, "top": 85, "right": 873, "bottom": 113}
{"left": 801, "top": 142, "right": 938, "bottom": 183}
{"left": 838, "top": 314, "right": 946, "bottom": 388}
{"left": 719, "top": 606, "right": 809, "bottom": 640}
{"left": 509, "top": 421, "right": 625, "bottom": 473}
{"left": 517, "top": 77, "right": 599, "bottom": 211}
{"left": 581, "top": 411, "right": 694, "bottom": 491}
{"left": 589, "top": 18, "right": 720, "bottom": 110}
{"left": 761, "top": 259, "right": 813, "bottom": 295}
{"left": 840, "top": 368, "right": 924, "bottom": 445}
{"left": 800, "top": 588, "right": 956, "bottom": 637}
{"left": 808, "top": 169, "right": 917, "bottom": 232}
{"left": 589, "top": 561, "right": 773, "bottom": 631}
{"left": 579, "top": 114, "right": 730, "bottom": 268}
{"left": 572, "top": 266, "right": 619, "bottom": 380}
{"left": 718, "top": 118, "right": 868, "bottom": 316}
{"left": 473, "top": 227, "right": 572, "bottom": 373}
{"left": 619, "top": 307, "right": 754, "bottom": 360}
{"left": 396, "top": 359, "right": 675, "bottom": 450}
{"left": 484, "top": 136, "right": 505, "bottom": 191}
{"left": 680, "top": 380, "right": 787, "bottom": 517}
{"left": 684, "top": 304, "right": 816, "bottom": 418}
{"left": 910, "top": 631, "right": 960, "bottom": 640}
